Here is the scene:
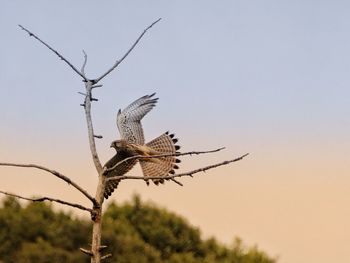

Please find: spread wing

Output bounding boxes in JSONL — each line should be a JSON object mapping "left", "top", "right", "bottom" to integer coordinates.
{"left": 103, "top": 150, "right": 138, "bottom": 199}
{"left": 117, "top": 93, "right": 158, "bottom": 144}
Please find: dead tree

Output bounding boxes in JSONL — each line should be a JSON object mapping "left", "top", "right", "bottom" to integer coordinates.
{"left": 0, "top": 19, "right": 249, "bottom": 262}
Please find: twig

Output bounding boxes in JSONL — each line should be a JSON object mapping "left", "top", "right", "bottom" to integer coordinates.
{"left": 94, "top": 18, "right": 161, "bottom": 83}
{"left": 80, "top": 248, "right": 93, "bottom": 256}
{"left": 0, "top": 162, "right": 96, "bottom": 205}
{"left": 171, "top": 178, "right": 183, "bottom": 186}
{"left": 18, "top": 25, "right": 88, "bottom": 82}
{"left": 101, "top": 254, "right": 112, "bottom": 260}
{"left": 0, "top": 190, "right": 93, "bottom": 213}
{"left": 104, "top": 147, "right": 225, "bottom": 174}
{"left": 81, "top": 50, "right": 88, "bottom": 77}
{"left": 99, "top": 245, "right": 108, "bottom": 252}
{"left": 107, "top": 153, "right": 249, "bottom": 183}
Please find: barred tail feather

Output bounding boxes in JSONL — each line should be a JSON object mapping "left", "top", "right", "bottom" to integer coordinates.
{"left": 140, "top": 132, "right": 180, "bottom": 185}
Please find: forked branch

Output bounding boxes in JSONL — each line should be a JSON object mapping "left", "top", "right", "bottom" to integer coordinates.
{"left": 0, "top": 190, "right": 93, "bottom": 213}
{"left": 18, "top": 19, "right": 163, "bottom": 179}
{"left": 106, "top": 153, "right": 249, "bottom": 183}
{"left": 94, "top": 18, "right": 161, "bottom": 83}
{"left": 18, "top": 25, "right": 88, "bottom": 82}
{"left": 0, "top": 162, "right": 96, "bottom": 205}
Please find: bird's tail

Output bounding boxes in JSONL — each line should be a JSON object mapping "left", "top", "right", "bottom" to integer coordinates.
{"left": 139, "top": 132, "right": 180, "bottom": 185}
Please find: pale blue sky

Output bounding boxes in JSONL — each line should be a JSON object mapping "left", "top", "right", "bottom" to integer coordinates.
{"left": 1, "top": 1, "right": 350, "bottom": 263}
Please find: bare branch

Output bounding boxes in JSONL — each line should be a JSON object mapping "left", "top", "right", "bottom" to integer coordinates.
{"left": 171, "top": 178, "right": 183, "bottom": 186}
{"left": 84, "top": 81, "right": 103, "bottom": 174}
{"left": 80, "top": 248, "right": 93, "bottom": 256}
{"left": 94, "top": 18, "right": 161, "bottom": 83}
{"left": 81, "top": 50, "right": 88, "bottom": 77}
{"left": 18, "top": 25, "right": 88, "bottom": 81}
{"left": 99, "top": 245, "right": 108, "bottom": 252}
{"left": 0, "top": 190, "right": 93, "bottom": 213}
{"left": 101, "top": 254, "right": 112, "bottom": 260}
{"left": 103, "top": 147, "right": 225, "bottom": 174}
{"left": 107, "top": 153, "right": 249, "bottom": 183}
{"left": 0, "top": 162, "right": 96, "bottom": 205}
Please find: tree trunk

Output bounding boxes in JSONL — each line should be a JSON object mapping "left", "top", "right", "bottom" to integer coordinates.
{"left": 91, "top": 175, "right": 106, "bottom": 263}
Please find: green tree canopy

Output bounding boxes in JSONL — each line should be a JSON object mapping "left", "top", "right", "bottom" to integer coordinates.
{"left": 0, "top": 195, "right": 276, "bottom": 263}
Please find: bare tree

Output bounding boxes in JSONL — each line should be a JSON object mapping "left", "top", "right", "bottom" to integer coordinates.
{"left": 0, "top": 19, "right": 249, "bottom": 262}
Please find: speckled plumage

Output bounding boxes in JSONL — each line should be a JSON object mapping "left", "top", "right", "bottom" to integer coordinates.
{"left": 117, "top": 93, "right": 158, "bottom": 144}
{"left": 140, "top": 132, "right": 180, "bottom": 185}
{"left": 103, "top": 94, "right": 180, "bottom": 199}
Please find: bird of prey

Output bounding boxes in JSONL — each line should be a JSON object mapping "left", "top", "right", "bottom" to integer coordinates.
{"left": 103, "top": 93, "right": 180, "bottom": 199}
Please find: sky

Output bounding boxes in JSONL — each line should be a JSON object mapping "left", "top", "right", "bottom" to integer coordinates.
{"left": 1, "top": 1, "right": 350, "bottom": 262}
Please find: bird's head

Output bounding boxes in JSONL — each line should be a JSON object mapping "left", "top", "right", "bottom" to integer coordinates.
{"left": 110, "top": 140, "right": 124, "bottom": 150}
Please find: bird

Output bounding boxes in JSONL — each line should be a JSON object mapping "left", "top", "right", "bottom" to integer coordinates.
{"left": 103, "top": 93, "right": 180, "bottom": 199}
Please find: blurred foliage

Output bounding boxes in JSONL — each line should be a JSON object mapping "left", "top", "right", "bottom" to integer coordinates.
{"left": 0, "top": 195, "right": 276, "bottom": 263}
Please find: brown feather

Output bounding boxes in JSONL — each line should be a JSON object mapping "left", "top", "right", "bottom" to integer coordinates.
{"left": 139, "top": 132, "right": 180, "bottom": 185}
{"left": 103, "top": 150, "right": 137, "bottom": 198}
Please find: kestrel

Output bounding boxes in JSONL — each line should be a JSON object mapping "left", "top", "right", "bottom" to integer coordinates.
{"left": 103, "top": 93, "right": 180, "bottom": 199}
